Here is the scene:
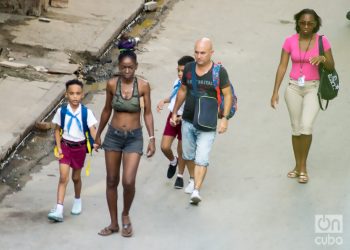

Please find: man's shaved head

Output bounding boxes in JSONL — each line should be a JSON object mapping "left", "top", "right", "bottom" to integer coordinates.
{"left": 195, "top": 37, "right": 213, "bottom": 51}
{"left": 194, "top": 37, "right": 214, "bottom": 66}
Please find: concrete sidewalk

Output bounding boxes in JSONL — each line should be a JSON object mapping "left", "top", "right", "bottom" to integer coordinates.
{"left": 0, "top": 0, "right": 144, "bottom": 163}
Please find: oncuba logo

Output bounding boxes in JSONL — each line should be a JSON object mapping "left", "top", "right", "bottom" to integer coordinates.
{"left": 314, "top": 215, "right": 343, "bottom": 246}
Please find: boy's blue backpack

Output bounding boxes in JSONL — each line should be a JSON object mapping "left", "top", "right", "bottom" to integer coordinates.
{"left": 212, "top": 63, "right": 237, "bottom": 119}
{"left": 60, "top": 104, "right": 94, "bottom": 155}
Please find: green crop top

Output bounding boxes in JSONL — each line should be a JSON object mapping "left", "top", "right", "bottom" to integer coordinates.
{"left": 112, "top": 77, "right": 141, "bottom": 113}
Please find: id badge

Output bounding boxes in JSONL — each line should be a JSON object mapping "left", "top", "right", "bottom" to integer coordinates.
{"left": 297, "top": 75, "right": 305, "bottom": 87}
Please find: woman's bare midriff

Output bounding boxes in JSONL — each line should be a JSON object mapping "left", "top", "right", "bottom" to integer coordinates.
{"left": 110, "top": 111, "right": 141, "bottom": 131}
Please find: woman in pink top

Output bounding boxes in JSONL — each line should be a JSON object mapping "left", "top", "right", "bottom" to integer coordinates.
{"left": 271, "top": 9, "right": 335, "bottom": 183}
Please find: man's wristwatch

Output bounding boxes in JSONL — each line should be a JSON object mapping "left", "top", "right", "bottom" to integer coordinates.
{"left": 223, "top": 115, "right": 230, "bottom": 120}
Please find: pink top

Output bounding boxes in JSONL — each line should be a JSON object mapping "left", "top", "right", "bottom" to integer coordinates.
{"left": 282, "top": 33, "right": 331, "bottom": 81}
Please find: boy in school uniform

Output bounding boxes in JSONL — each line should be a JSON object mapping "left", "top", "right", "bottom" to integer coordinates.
{"left": 48, "top": 79, "right": 97, "bottom": 222}
{"left": 156, "top": 56, "right": 194, "bottom": 189}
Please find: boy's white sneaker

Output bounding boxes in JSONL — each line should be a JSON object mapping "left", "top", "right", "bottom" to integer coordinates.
{"left": 48, "top": 208, "right": 63, "bottom": 222}
{"left": 190, "top": 190, "right": 202, "bottom": 205}
{"left": 71, "top": 199, "right": 82, "bottom": 215}
{"left": 184, "top": 179, "right": 194, "bottom": 194}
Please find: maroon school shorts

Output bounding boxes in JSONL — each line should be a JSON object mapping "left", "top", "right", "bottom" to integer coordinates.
{"left": 163, "top": 112, "right": 182, "bottom": 140}
{"left": 59, "top": 139, "right": 87, "bottom": 169}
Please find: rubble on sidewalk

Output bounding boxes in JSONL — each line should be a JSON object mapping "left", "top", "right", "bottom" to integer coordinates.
{"left": 50, "top": 0, "right": 69, "bottom": 8}
{"left": 144, "top": 1, "right": 158, "bottom": 12}
{"left": 0, "top": 61, "right": 27, "bottom": 69}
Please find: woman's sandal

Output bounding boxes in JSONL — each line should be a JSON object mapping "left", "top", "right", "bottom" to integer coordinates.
{"left": 287, "top": 169, "right": 300, "bottom": 178}
{"left": 298, "top": 172, "right": 309, "bottom": 183}
{"left": 121, "top": 215, "right": 133, "bottom": 237}
{"left": 98, "top": 226, "right": 119, "bottom": 236}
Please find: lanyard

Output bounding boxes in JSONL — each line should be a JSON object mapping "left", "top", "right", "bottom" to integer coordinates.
{"left": 298, "top": 35, "right": 313, "bottom": 75}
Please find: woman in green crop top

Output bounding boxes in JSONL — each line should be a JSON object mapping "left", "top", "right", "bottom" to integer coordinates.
{"left": 94, "top": 49, "right": 155, "bottom": 237}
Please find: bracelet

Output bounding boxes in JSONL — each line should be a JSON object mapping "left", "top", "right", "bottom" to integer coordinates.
{"left": 149, "top": 136, "right": 155, "bottom": 140}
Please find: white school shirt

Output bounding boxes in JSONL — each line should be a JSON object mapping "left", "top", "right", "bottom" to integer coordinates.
{"left": 167, "top": 79, "right": 185, "bottom": 115}
{"left": 52, "top": 103, "right": 98, "bottom": 142}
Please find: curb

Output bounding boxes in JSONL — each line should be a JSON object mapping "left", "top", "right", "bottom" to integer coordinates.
{"left": 90, "top": 3, "right": 145, "bottom": 57}
{"left": 0, "top": 75, "right": 71, "bottom": 163}
{"left": 0, "top": 3, "right": 146, "bottom": 164}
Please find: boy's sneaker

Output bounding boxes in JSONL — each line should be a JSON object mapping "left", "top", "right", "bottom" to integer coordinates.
{"left": 190, "top": 190, "right": 202, "bottom": 205}
{"left": 167, "top": 157, "right": 178, "bottom": 179}
{"left": 174, "top": 176, "right": 184, "bottom": 189}
{"left": 48, "top": 208, "right": 63, "bottom": 222}
{"left": 71, "top": 199, "right": 82, "bottom": 215}
{"left": 184, "top": 179, "right": 194, "bottom": 194}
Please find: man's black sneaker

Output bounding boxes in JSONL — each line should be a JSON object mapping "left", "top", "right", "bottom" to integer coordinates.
{"left": 167, "top": 157, "right": 177, "bottom": 179}
{"left": 174, "top": 176, "right": 184, "bottom": 189}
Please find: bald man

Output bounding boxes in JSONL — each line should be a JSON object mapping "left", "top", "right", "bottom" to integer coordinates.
{"left": 171, "top": 38, "right": 233, "bottom": 205}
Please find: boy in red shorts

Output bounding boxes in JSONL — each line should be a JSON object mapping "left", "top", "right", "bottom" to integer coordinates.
{"left": 48, "top": 79, "right": 97, "bottom": 222}
{"left": 157, "top": 56, "right": 194, "bottom": 189}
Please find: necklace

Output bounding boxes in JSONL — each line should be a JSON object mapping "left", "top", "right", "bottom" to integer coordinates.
{"left": 298, "top": 34, "right": 313, "bottom": 75}
{"left": 121, "top": 80, "right": 134, "bottom": 99}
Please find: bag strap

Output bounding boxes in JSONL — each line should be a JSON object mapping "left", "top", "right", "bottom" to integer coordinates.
{"left": 60, "top": 103, "right": 68, "bottom": 129}
{"left": 212, "top": 63, "right": 222, "bottom": 105}
{"left": 81, "top": 104, "right": 89, "bottom": 135}
{"left": 81, "top": 104, "right": 94, "bottom": 156}
{"left": 318, "top": 93, "right": 329, "bottom": 111}
{"left": 191, "top": 62, "right": 199, "bottom": 97}
{"left": 318, "top": 35, "right": 324, "bottom": 55}
{"left": 317, "top": 35, "right": 329, "bottom": 111}
{"left": 318, "top": 35, "right": 325, "bottom": 74}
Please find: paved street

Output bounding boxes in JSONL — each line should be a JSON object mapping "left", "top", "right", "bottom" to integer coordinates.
{"left": 0, "top": 0, "right": 350, "bottom": 249}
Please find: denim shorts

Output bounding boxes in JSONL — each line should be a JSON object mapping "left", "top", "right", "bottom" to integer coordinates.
{"left": 181, "top": 120, "right": 216, "bottom": 167}
{"left": 102, "top": 125, "right": 143, "bottom": 155}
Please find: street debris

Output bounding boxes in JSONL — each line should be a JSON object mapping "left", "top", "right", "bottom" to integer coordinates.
{"left": 38, "top": 17, "right": 51, "bottom": 23}
{"left": 35, "top": 121, "right": 55, "bottom": 131}
{"left": 33, "top": 66, "right": 48, "bottom": 72}
{"left": 47, "top": 62, "right": 79, "bottom": 74}
{"left": 144, "top": 1, "right": 158, "bottom": 12}
{"left": 0, "top": 61, "right": 28, "bottom": 69}
{"left": 50, "top": 0, "right": 69, "bottom": 8}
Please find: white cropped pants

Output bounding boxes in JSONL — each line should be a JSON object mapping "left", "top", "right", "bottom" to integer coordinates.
{"left": 284, "top": 79, "right": 320, "bottom": 136}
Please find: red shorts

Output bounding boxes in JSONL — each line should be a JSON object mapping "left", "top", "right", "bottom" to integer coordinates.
{"left": 59, "top": 139, "right": 87, "bottom": 169}
{"left": 163, "top": 112, "right": 182, "bottom": 140}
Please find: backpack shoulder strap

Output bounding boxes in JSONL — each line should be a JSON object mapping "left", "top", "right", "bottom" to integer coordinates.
{"left": 191, "top": 62, "right": 198, "bottom": 96}
{"left": 212, "top": 63, "right": 222, "bottom": 104}
{"left": 60, "top": 103, "right": 68, "bottom": 129}
{"left": 81, "top": 104, "right": 89, "bottom": 134}
{"left": 212, "top": 63, "right": 221, "bottom": 88}
{"left": 81, "top": 104, "right": 94, "bottom": 156}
